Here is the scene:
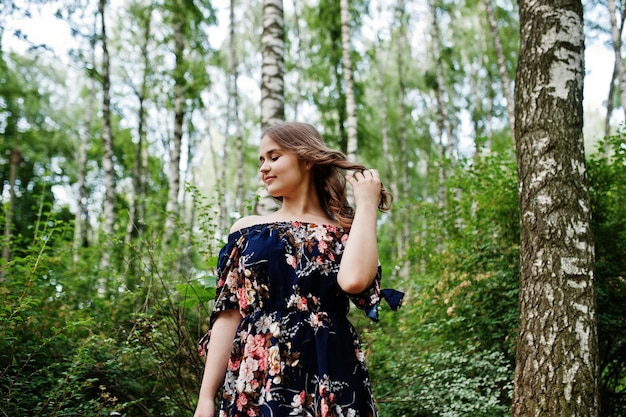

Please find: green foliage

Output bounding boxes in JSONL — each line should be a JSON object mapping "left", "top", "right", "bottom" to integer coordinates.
{"left": 588, "top": 132, "right": 626, "bottom": 415}
{"left": 359, "top": 152, "right": 518, "bottom": 416}
{"left": 376, "top": 348, "right": 512, "bottom": 417}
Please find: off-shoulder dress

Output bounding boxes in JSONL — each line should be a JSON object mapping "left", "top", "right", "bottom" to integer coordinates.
{"left": 198, "top": 221, "right": 403, "bottom": 417}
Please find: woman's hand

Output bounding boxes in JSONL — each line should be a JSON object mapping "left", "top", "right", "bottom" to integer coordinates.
{"left": 345, "top": 169, "right": 382, "bottom": 209}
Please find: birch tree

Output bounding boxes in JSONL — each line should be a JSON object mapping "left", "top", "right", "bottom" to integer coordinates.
{"left": 98, "top": 0, "right": 115, "bottom": 295}
{"left": 483, "top": 0, "right": 515, "bottom": 141}
{"left": 513, "top": 1, "right": 599, "bottom": 415}
{"left": 340, "top": 0, "right": 358, "bottom": 162}
{"left": 163, "top": 1, "right": 186, "bottom": 244}
{"left": 123, "top": 2, "right": 153, "bottom": 281}
{"left": 73, "top": 44, "right": 94, "bottom": 265}
{"left": 261, "top": 0, "right": 285, "bottom": 129}
{"left": 607, "top": 0, "right": 626, "bottom": 120}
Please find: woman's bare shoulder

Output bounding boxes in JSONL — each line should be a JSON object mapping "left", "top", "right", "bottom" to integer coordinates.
{"left": 229, "top": 215, "right": 268, "bottom": 234}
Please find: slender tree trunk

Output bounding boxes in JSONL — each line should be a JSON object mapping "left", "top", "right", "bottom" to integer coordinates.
{"left": 393, "top": 0, "right": 410, "bottom": 279}
{"left": 607, "top": 0, "right": 626, "bottom": 120}
{"left": 604, "top": 10, "right": 625, "bottom": 142}
{"left": 340, "top": 0, "right": 357, "bottom": 162}
{"left": 2, "top": 146, "right": 20, "bottom": 279}
{"left": 164, "top": 9, "right": 186, "bottom": 244}
{"left": 73, "top": 22, "right": 96, "bottom": 266}
{"left": 229, "top": 0, "right": 245, "bottom": 216}
{"left": 513, "top": 1, "right": 599, "bottom": 416}
{"left": 605, "top": 62, "right": 617, "bottom": 143}
{"left": 291, "top": 0, "right": 303, "bottom": 119}
{"left": 484, "top": 0, "right": 515, "bottom": 141}
{"left": 73, "top": 75, "right": 93, "bottom": 265}
{"left": 428, "top": 0, "right": 452, "bottom": 148}
{"left": 124, "top": 7, "right": 152, "bottom": 285}
{"left": 427, "top": 0, "right": 452, "bottom": 208}
{"left": 261, "top": 0, "right": 285, "bottom": 129}
{"left": 257, "top": 0, "right": 285, "bottom": 216}
{"left": 98, "top": 0, "right": 115, "bottom": 296}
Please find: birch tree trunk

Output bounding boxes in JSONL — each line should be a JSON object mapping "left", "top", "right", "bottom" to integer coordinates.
{"left": 261, "top": 0, "right": 285, "bottom": 129}
{"left": 291, "top": 0, "right": 304, "bottom": 119}
{"left": 257, "top": 0, "right": 284, "bottom": 216}
{"left": 513, "top": 1, "right": 599, "bottom": 415}
{"left": 124, "top": 7, "right": 152, "bottom": 284}
{"left": 428, "top": 0, "right": 453, "bottom": 157}
{"left": 73, "top": 69, "right": 93, "bottom": 265}
{"left": 98, "top": 0, "right": 115, "bottom": 295}
{"left": 2, "top": 146, "right": 20, "bottom": 280}
{"left": 484, "top": 0, "right": 515, "bottom": 141}
{"left": 608, "top": 0, "right": 626, "bottom": 120}
{"left": 229, "top": 0, "right": 245, "bottom": 216}
{"left": 427, "top": 0, "right": 452, "bottom": 209}
{"left": 340, "top": 0, "right": 357, "bottom": 162}
{"left": 394, "top": 0, "right": 410, "bottom": 279}
{"left": 164, "top": 7, "right": 186, "bottom": 244}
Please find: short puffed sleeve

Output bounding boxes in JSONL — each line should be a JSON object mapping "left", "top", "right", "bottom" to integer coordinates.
{"left": 198, "top": 233, "right": 245, "bottom": 356}
{"left": 347, "top": 264, "right": 404, "bottom": 323}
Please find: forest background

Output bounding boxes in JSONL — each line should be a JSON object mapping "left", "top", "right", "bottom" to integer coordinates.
{"left": 1, "top": 0, "right": 625, "bottom": 416}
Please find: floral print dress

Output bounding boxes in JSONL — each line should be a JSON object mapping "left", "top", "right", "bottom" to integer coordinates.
{"left": 199, "top": 221, "right": 403, "bottom": 417}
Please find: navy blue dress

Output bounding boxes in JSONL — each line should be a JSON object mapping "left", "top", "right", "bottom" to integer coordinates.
{"left": 199, "top": 221, "right": 403, "bottom": 417}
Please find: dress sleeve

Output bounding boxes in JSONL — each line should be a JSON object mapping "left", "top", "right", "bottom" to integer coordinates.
{"left": 347, "top": 264, "right": 404, "bottom": 323}
{"left": 198, "top": 233, "right": 245, "bottom": 356}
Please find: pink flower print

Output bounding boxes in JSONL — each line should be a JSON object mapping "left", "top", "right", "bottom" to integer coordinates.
{"left": 318, "top": 381, "right": 329, "bottom": 396}
{"left": 225, "top": 270, "right": 239, "bottom": 288}
{"left": 292, "top": 391, "right": 306, "bottom": 407}
{"left": 318, "top": 239, "right": 328, "bottom": 253}
{"left": 285, "top": 253, "right": 297, "bottom": 268}
{"left": 320, "top": 398, "right": 329, "bottom": 417}
{"left": 237, "top": 287, "right": 248, "bottom": 310}
{"left": 310, "top": 312, "right": 325, "bottom": 330}
{"left": 312, "top": 225, "right": 328, "bottom": 241}
{"left": 236, "top": 393, "right": 248, "bottom": 411}
{"left": 297, "top": 296, "right": 308, "bottom": 311}
{"left": 228, "top": 357, "right": 241, "bottom": 371}
{"left": 341, "top": 233, "right": 349, "bottom": 244}
{"left": 247, "top": 408, "right": 256, "bottom": 417}
{"left": 316, "top": 257, "right": 323, "bottom": 265}
{"left": 244, "top": 334, "right": 267, "bottom": 360}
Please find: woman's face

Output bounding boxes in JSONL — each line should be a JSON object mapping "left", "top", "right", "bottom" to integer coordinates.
{"left": 258, "top": 135, "right": 310, "bottom": 198}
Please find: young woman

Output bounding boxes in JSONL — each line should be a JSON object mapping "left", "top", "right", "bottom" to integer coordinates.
{"left": 194, "top": 121, "right": 403, "bottom": 417}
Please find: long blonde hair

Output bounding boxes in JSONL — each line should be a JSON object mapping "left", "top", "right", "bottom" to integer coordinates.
{"left": 261, "top": 121, "right": 392, "bottom": 229}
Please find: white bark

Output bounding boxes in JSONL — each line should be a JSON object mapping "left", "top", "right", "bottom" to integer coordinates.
{"left": 261, "top": 0, "right": 285, "bottom": 129}
{"left": 98, "top": 0, "right": 115, "bottom": 295}
{"left": 340, "top": 0, "right": 358, "bottom": 162}
{"left": 607, "top": 0, "right": 626, "bottom": 120}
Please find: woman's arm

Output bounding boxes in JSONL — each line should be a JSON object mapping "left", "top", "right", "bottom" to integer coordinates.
{"left": 193, "top": 309, "right": 242, "bottom": 417}
{"left": 337, "top": 169, "right": 382, "bottom": 294}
